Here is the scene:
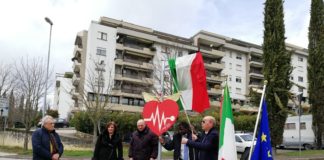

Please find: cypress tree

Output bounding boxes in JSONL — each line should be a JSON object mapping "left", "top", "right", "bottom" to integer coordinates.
{"left": 262, "top": 0, "right": 292, "bottom": 147}
{"left": 308, "top": 0, "right": 324, "bottom": 149}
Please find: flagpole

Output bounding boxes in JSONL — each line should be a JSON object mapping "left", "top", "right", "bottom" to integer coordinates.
{"left": 248, "top": 80, "right": 268, "bottom": 160}
{"left": 157, "top": 61, "right": 167, "bottom": 160}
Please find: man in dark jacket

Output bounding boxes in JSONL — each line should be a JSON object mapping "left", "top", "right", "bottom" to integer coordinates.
{"left": 129, "top": 119, "right": 158, "bottom": 160}
{"left": 32, "top": 115, "right": 64, "bottom": 160}
{"left": 182, "top": 116, "right": 219, "bottom": 160}
{"left": 160, "top": 122, "right": 196, "bottom": 160}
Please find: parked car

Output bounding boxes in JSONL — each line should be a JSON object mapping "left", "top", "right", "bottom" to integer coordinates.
{"left": 235, "top": 133, "right": 256, "bottom": 153}
{"left": 54, "top": 118, "right": 69, "bottom": 128}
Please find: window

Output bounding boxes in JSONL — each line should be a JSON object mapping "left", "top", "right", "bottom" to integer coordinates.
{"left": 97, "top": 31, "right": 107, "bottom": 41}
{"left": 110, "top": 96, "right": 119, "bottom": 104}
{"left": 236, "top": 88, "right": 241, "bottom": 94}
{"left": 300, "top": 122, "right": 306, "bottom": 130}
{"left": 96, "top": 47, "right": 106, "bottom": 56}
{"left": 236, "top": 64, "right": 242, "bottom": 71}
{"left": 229, "top": 63, "right": 232, "bottom": 69}
{"left": 236, "top": 54, "right": 242, "bottom": 60}
{"left": 236, "top": 77, "right": 242, "bottom": 83}
{"left": 297, "top": 66, "right": 303, "bottom": 72}
{"left": 298, "top": 87, "right": 303, "bottom": 92}
{"left": 284, "top": 123, "right": 296, "bottom": 130}
{"left": 88, "top": 93, "right": 95, "bottom": 101}
{"left": 177, "top": 51, "right": 183, "bottom": 57}
{"left": 291, "top": 76, "right": 294, "bottom": 80}
{"left": 235, "top": 136, "right": 242, "bottom": 143}
{"left": 161, "top": 46, "right": 171, "bottom": 53}
{"left": 298, "top": 76, "right": 303, "bottom": 82}
{"left": 229, "top": 75, "right": 232, "bottom": 81}
{"left": 298, "top": 56, "right": 303, "bottom": 62}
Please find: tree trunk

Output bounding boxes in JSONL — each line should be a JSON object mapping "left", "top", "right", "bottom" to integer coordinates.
{"left": 92, "top": 121, "right": 98, "bottom": 145}
{"left": 24, "top": 129, "right": 29, "bottom": 150}
{"left": 315, "top": 124, "right": 323, "bottom": 149}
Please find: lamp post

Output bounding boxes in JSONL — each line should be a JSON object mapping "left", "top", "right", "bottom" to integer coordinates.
{"left": 44, "top": 17, "right": 53, "bottom": 118}
{"left": 298, "top": 89, "right": 303, "bottom": 157}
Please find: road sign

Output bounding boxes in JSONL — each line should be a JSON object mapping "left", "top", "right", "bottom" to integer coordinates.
{"left": 0, "top": 97, "right": 9, "bottom": 117}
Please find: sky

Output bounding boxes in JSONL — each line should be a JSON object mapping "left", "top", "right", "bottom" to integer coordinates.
{"left": 0, "top": 0, "right": 310, "bottom": 117}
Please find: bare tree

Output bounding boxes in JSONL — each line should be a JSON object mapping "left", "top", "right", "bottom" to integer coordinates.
{"left": 14, "top": 57, "right": 51, "bottom": 150}
{"left": 77, "top": 59, "right": 114, "bottom": 144}
{"left": 0, "top": 63, "right": 15, "bottom": 96}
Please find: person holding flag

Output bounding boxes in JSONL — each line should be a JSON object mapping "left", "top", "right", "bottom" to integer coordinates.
{"left": 181, "top": 116, "right": 219, "bottom": 160}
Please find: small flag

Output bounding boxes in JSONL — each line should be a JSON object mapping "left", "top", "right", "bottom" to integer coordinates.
{"left": 251, "top": 100, "right": 273, "bottom": 160}
{"left": 168, "top": 52, "right": 210, "bottom": 113}
{"left": 218, "top": 84, "right": 237, "bottom": 160}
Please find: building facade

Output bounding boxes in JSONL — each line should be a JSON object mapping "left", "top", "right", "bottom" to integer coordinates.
{"left": 68, "top": 16, "right": 308, "bottom": 114}
{"left": 54, "top": 72, "right": 74, "bottom": 118}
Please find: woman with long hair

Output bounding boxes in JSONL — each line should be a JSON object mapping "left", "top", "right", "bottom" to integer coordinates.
{"left": 93, "top": 121, "right": 123, "bottom": 160}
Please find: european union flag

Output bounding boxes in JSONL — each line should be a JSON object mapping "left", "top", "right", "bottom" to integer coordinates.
{"left": 251, "top": 100, "right": 273, "bottom": 160}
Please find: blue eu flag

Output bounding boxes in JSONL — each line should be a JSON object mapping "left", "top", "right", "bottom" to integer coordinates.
{"left": 251, "top": 100, "right": 273, "bottom": 160}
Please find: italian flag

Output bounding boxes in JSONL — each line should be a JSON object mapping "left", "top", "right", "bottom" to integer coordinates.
{"left": 168, "top": 52, "right": 210, "bottom": 113}
{"left": 218, "top": 84, "right": 237, "bottom": 160}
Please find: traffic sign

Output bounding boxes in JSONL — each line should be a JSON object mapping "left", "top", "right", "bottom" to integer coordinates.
{"left": 0, "top": 97, "right": 9, "bottom": 117}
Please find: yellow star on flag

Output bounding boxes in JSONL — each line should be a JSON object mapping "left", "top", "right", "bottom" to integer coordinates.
{"left": 268, "top": 150, "right": 272, "bottom": 157}
{"left": 261, "top": 132, "right": 267, "bottom": 142}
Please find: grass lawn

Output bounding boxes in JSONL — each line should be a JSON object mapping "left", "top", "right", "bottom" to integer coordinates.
{"left": 277, "top": 149, "right": 324, "bottom": 157}
{"left": 0, "top": 145, "right": 173, "bottom": 158}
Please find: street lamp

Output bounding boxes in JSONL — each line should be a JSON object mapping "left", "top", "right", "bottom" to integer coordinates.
{"left": 298, "top": 89, "right": 303, "bottom": 157}
{"left": 44, "top": 17, "right": 53, "bottom": 117}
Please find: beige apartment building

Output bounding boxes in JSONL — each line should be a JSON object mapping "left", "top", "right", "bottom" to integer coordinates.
{"left": 68, "top": 16, "right": 308, "bottom": 115}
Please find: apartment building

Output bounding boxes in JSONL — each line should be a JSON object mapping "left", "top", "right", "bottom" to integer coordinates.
{"left": 68, "top": 16, "right": 308, "bottom": 114}
{"left": 54, "top": 72, "right": 74, "bottom": 118}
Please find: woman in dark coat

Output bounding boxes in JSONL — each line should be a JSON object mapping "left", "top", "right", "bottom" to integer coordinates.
{"left": 93, "top": 121, "right": 123, "bottom": 160}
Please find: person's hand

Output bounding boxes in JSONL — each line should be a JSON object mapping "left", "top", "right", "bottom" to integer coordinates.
{"left": 52, "top": 153, "right": 59, "bottom": 160}
{"left": 192, "top": 134, "right": 198, "bottom": 141}
{"left": 158, "top": 136, "right": 165, "bottom": 144}
{"left": 150, "top": 158, "right": 155, "bottom": 160}
{"left": 181, "top": 137, "right": 188, "bottom": 144}
{"left": 129, "top": 158, "right": 133, "bottom": 160}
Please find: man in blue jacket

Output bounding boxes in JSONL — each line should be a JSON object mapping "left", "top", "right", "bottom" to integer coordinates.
{"left": 32, "top": 115, "right": 64, "bottom": 160}
{"left": 181, "top": 116, "right": 219, "bottom": 160}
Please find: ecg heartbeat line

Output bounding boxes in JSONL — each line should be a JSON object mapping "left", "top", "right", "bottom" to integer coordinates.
{"left": 144, "top": 105, "right": 175, "bottom": 131}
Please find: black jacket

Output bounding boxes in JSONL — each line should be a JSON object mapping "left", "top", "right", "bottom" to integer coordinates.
{"left": 93, "top": 130, "right": 123, "bottom": 160}
{"left": 32, "top": 128, "right": 64, "bottom": 160}
{"left": 128, "top": 127, "right": 158, "bottom": 160}
{"left": 186, "top": 127, "right": 219, "bottom": 160}
{"left": 163, "top": 132, "right": 196, "bottom": 160}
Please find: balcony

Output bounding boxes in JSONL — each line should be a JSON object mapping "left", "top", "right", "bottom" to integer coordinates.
{"left": 114, "top": 73, "right": 154, "bottom": 86}
{"left": 206, "top": 75, "right": 226, "bottom": 83}
{"left": 210, "top": 100, "right": 221, "bottom": 107}
{"left": 204, "top": 62, "right": 225, "bottom": 71}
{"left": 73, "top": 45, "right": 82, "bottom": 59}
{"left": 111, "top": 89, "right": 143, "bottom": 99}
{"left": 208, "top": 88, "right": 222, "bottom": 95}
{"left": 200, "top": 48, "right": 225, "bottom": 58}
{"left": 249, "top": 70, "right": 264, "bottom": 79}
{"left": 249, "top": 82, "right": 262, "bottom": 88}
{"left": 249, "top": 58, "right": 263, "bottom": 68}
{"left": 72, "top": 74, "right": 80, "bottom": 86}
{"left": 73, "top": 60, "right": 81, "bottom": 73}
{"left": 116, "top": 43, "right": 154, "bottom": 57}
{"left": 71, "top": 88, "right": 80, "bottom": 100}
{"left": 114, "top": 58, "right": 154, "bottom": 71}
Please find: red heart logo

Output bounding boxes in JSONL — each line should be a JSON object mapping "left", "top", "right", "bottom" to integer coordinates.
{"left": 142, "top": 99, "right": 179, "bottom": 136}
